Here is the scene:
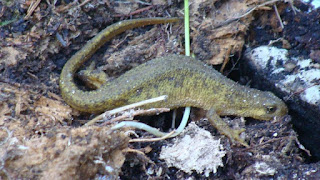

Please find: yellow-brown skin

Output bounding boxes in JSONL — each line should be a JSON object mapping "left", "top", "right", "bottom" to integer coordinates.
{"left": 59, "top": 18, "right": 288, "bottom": 147}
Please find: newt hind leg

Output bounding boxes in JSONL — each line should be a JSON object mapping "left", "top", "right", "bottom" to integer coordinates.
{"left": 206, "top": 108, "right": 249, "bottom": 147}
{"left": 77, "top": 62, "right": 108, "bottom": 89}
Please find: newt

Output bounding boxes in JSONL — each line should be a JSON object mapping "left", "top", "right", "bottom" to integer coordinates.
{"left": 59, "top": 17, "right": 288, "bottom": 147}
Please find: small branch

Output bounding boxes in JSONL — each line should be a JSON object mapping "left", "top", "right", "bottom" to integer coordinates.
{"left": 214, "top": 0, "right": 282, "bottom": 29}
{"left": 113, "top": 5, "right": 154, "bottom": 18}
{"left": 24, "top": 0, "right": 42, "bottom": 19}
{"left": 129, "top": 131, "right": 176, "bottom": 143}
{"left": 111, "top": 107, "right": 191, "bottom": 138}
{"left": 274, "top": 4, "right": 284, "bottom": 29}
{"left": 85, "top": 95, "right": 167, "bottom": 126}
{"left": 100, "top": 108, "right": 170, "bottom": 126}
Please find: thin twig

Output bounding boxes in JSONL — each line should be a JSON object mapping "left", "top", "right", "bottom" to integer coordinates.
{"left": 125, "top": 148, "right": 147, "bottom": 156}
{"left": 85, "top": 95, "right": 167, "bottom": 126}
{"left": 220, "top": 45, "right": 233, "bottom": 73}
{"left": 129, "top": 131, "right": 175, "bottom": 142}
{"left": 100, "top": 108, "right": 170, "bottom": 126}
{"left": 285, "top": 82, "right": 320, "bottom": 100}
{"left": 56, "top": 0, "right": 78, "bottom": 12}
{"left": 113, "top": 5, "right": 154, "bottom": 18}
{"left": 274, "top": 4, "right": 284, "bottom": 29}
{"left": 214, "top": 0, "right": 282, "bottom": 29}
{"left": 111, "top": 107, "right": 190, "bottom": 138}
{"left": 78, "top": 0, "right": 91, "bottom": 8}
{"left": 0, "top": 127, "right": 11, "bottom": 146}
{"left": 24, "top": 0, "right": 42, "bottom": 19}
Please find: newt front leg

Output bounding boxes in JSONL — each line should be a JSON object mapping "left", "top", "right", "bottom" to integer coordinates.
{"left": 207, "top": 109, "right": 249, "bottom": 147}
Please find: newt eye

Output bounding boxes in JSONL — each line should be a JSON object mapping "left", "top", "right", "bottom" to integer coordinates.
{"left": 266, "top": 106, "right": 277, "bottom": 114}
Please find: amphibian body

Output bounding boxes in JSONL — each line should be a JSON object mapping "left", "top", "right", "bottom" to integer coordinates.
{"left": 59, "top": 17, "right": 288, "bottom": 147}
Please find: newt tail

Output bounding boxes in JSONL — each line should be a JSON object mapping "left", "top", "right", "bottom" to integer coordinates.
{"left": 60, "top": 17, "right": 181, "bottom": 112}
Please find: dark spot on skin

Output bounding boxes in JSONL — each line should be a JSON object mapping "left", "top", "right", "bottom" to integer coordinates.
{"left": 136, "top": 87, "right": 143, "bottom": 96}
{"left": 81, "top": 103, "right": 89, "bottom": 110}
{"left": 112, "top": 98, "right": 128, "bottom": 107}
{"left": 168, "top": 77, "right": 175, "bottom": 81}
{"left": 153, "top": 84, "right": 158, "bottom": 89}
{"left": 173, "top": 72, "right": 187, "bottom": 88}
{"left": 174, "top": 79, "right": 183, "bottom": 88}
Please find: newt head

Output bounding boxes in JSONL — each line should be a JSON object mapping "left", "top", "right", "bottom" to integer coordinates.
{"left": 248, "top": 91, "right": 288, "bottom": 121}
{"left": 216, "top": 90, "right": 288, "bottom": 121}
